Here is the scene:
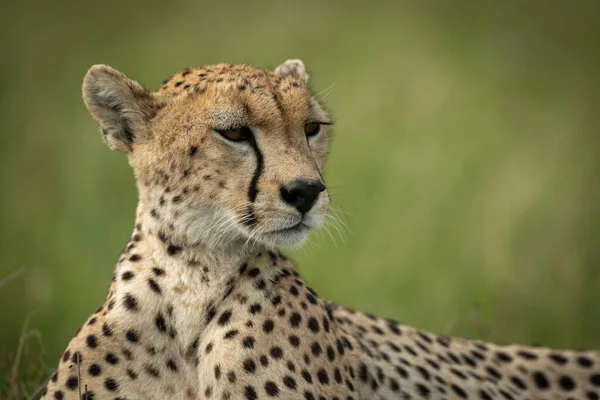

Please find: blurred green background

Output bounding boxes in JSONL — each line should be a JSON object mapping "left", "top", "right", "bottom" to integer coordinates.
{"left": 1, "top": 0, "right": 599, "bottom": 395}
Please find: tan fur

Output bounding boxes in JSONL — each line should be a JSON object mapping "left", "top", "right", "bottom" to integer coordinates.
{"left": 42, "top": 60, "right": 599, "bottom": 400}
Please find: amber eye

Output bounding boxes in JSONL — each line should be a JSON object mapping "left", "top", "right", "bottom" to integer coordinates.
{"left": 304, "top": 122, "right": 321, "bottom": 137}
{"left": 215, "top": 126, "right": 252, "bottom": 142}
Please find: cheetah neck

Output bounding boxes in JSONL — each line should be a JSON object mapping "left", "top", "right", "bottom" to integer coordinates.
{"left": 112, "top": 205, "right": 281, "bottom": 345}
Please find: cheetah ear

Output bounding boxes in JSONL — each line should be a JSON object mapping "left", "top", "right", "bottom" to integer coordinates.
{"left": 275, "top": 59, "right": 309, "bottom": 84}
{"left": 82, "top": 65, "right": 161, "bottom": 153}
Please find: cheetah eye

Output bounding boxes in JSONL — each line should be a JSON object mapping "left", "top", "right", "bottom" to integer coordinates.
{"left": 215, "top": 126, "right": 252, "bottom": 142}
{"left": 304, "top": 122, "right": 321, "bottom": 138}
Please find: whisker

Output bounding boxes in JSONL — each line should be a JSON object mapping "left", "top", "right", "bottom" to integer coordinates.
{"left": 313, "top": 84, "right": 335, "bottom": 101}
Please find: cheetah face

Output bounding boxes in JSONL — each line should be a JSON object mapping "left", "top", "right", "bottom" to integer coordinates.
{"left": 82, "top": 60, "right": 331, "bottom": 249}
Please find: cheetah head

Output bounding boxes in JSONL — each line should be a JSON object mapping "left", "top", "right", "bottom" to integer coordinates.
{"left": 82, "top": 60, "right": 331, "bottom": 249}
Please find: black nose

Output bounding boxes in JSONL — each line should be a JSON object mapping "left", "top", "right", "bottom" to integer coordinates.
{"left": 280, "top": 179, "right": 326, "bottom": 214}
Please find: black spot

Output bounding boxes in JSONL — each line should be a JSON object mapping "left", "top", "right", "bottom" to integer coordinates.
{"left": 65, "top": 376, "right": 78, "bottom": 390}
{"left": 123, "top": 293, "right": 139, "bottom": 311}
{"left": 290, "top": 312, "right": 302, "bottom": 327}
{"left": 533, "top": 371, "right": 550, "bottom": 389}
{"left": 81, "top": 391, "right": 95, "bottom": 400}
{"left": 416, "top": 383, "right": 430, "bottom": 397}
{"left": 283, "top": 375, "right": 297, "bottom": 390}
{"left": 395, "top": 366, "right": 408, "bottom": 378}
{"left": 152, "top": 267, "right": 165, "bottom": 276}
{"left": 101, "top": 323, "right": 113, "bottom": 337}
{"left": 148, "top": 278, "right": 162, "bottom": 294}
{"left": 249, "top": 303, "right": 262, "bottom": 314}
{"left": 105, "top": 353, "right": 119, "bottom": 365}
{"left": 122, "top": 348, "right": 133, "bottom": 360}
{"left": 166, "top": 359, "right": 178, "bottom": 372}
{"left": 486, "top": 366, "right": 502, "bottom": 380}
{"left": 129, "top": 254, "right": 141, "bottom": 262}
{"left": 218, "top": 310, "right": 233, "bottom": 325}
{"left": 167, "top": 245, "right": 182, "bottom": 256}
{"left": 311, "top": 342, "right": 322, "bottom": 356}
{"left": 289, "top": 335, "right": 300, "bottom": 347}
{"left": 326, "top": 345, "right": 335, "bottom": 361}
{"left": 243, "top": 358, "right": 256, "bottom": 373}
{"left": 54, "top": 391, "right": 64, "bottom": 399}
{"left": 285, "top": 361, "right": 295, "bottom": 373}
{"left": 270, "top": 346, "right": 283, "bottom": 359}
{"left": 307, "top": 317, "right": 320, "bottom": 333}
{"left": 549, "top": 353, "right": 568, "bottom": 365}
{"left": 239, "top": 263, "right": 248, "bottom": 274}
{"left": 126, "top": 329, "right": 140, "bottom": 343}
{"left": 242, "top": 336, "right": 255, "bottom": 348}
{"left": 145, "top": 365, "right": 160, "bottom": 377}
{"left": 578, "top": 356, "right": 594, "bottom": 368}
{"left": 301, "top": 370, "right": 312, "bottom": 384}
{"left": 386, "top": 376, "right": 399, "bottom": 392}
{"left": 511, "top": 376, "right": 527, "bottom": 390}
{"left": 558, "top": 375, "right": 575, "bottom": 391}
{"left": 518, "top": 350, "right": 538, "bottom": 360}
{"left": 104, "top": 378, "right": 118, "bottom": 391}
{"left": 263, "top": 319, "right": 274, "bottom": 333}
{"left": 591, "top": 374, "right": 600, "bottom": 387}
{"left": 496, "top": 351, "right": 513, "bottom": 363}
{"left": 71, "top": 351, "right": 82, "bottom": 363}
{"left": 62, "top": 350, "right": 71, "bottom": 363}
{"left": 86, "top": 335, "right": 98, "bottom": 348}
{"left": 255, "top": 279, "right": 266, "bottom": 290}
{"left": 224, "top": 329, "right": 239, "bottom": 339}
{"left": 228, "top": 371, "right": 237, "bottom": 383}
{"left": 480, "top": 389, "right": 493, "bottom": 400}
{"left": 195, "top": 302, "right": 212, "bottom": 325}
{"left": 155, "top": 312, "right": 167, "bottom": 332}
{"left": 451, "top": 384, "right": 468, "bottom": 398}
{"left": 416, "top": 366, "right": 430, "bottom": 381}
{"left": 244, "top": 386, "right": 257, "bottom": 400}
{"left": 265, "top": 381, "right": 279, "bottom": 396}
{"left": 125, "top": 368, "right": 137, "bottom": 380}
{"left": 317, "top": 369, "right": 329, "bottom": 385}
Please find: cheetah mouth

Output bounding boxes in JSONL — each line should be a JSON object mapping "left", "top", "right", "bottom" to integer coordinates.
{"left": 265, "top": 222, "right": 308, "bottom": 235}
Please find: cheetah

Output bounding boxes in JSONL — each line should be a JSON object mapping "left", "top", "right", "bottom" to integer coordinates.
{"left": 43, "top": 60, "right": 600, "bottom": 400}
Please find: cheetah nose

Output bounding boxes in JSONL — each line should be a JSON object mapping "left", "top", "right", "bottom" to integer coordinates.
{"left": 280, "top": 179, "right": 326, "bottom": 214}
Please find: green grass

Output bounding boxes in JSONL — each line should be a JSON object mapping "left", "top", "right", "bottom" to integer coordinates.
{"left": 1, "top": 1, "right": 599, "bottom": 394}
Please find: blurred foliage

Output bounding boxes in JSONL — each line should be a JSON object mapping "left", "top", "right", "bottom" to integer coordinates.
{"left": 1, "top": 0, "right": 599, "bottom": 388}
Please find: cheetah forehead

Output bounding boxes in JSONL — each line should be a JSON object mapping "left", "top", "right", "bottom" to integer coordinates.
{"left": 156, "top": 63, "right": 329, "bottom": 124}
{"left": 159, "top": 63, "right": 297, "bottom": 96}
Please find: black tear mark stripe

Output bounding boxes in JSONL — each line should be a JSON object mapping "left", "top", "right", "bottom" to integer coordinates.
{"left": 244, "top": 133, "right": 264, "bottom": 227}
{"left": 247, "top": 135, "right": 263, "bottom": 202}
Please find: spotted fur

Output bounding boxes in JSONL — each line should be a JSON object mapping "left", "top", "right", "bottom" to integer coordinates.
{"left": 43, "top": 60, "right": 600, "bottom": 400}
